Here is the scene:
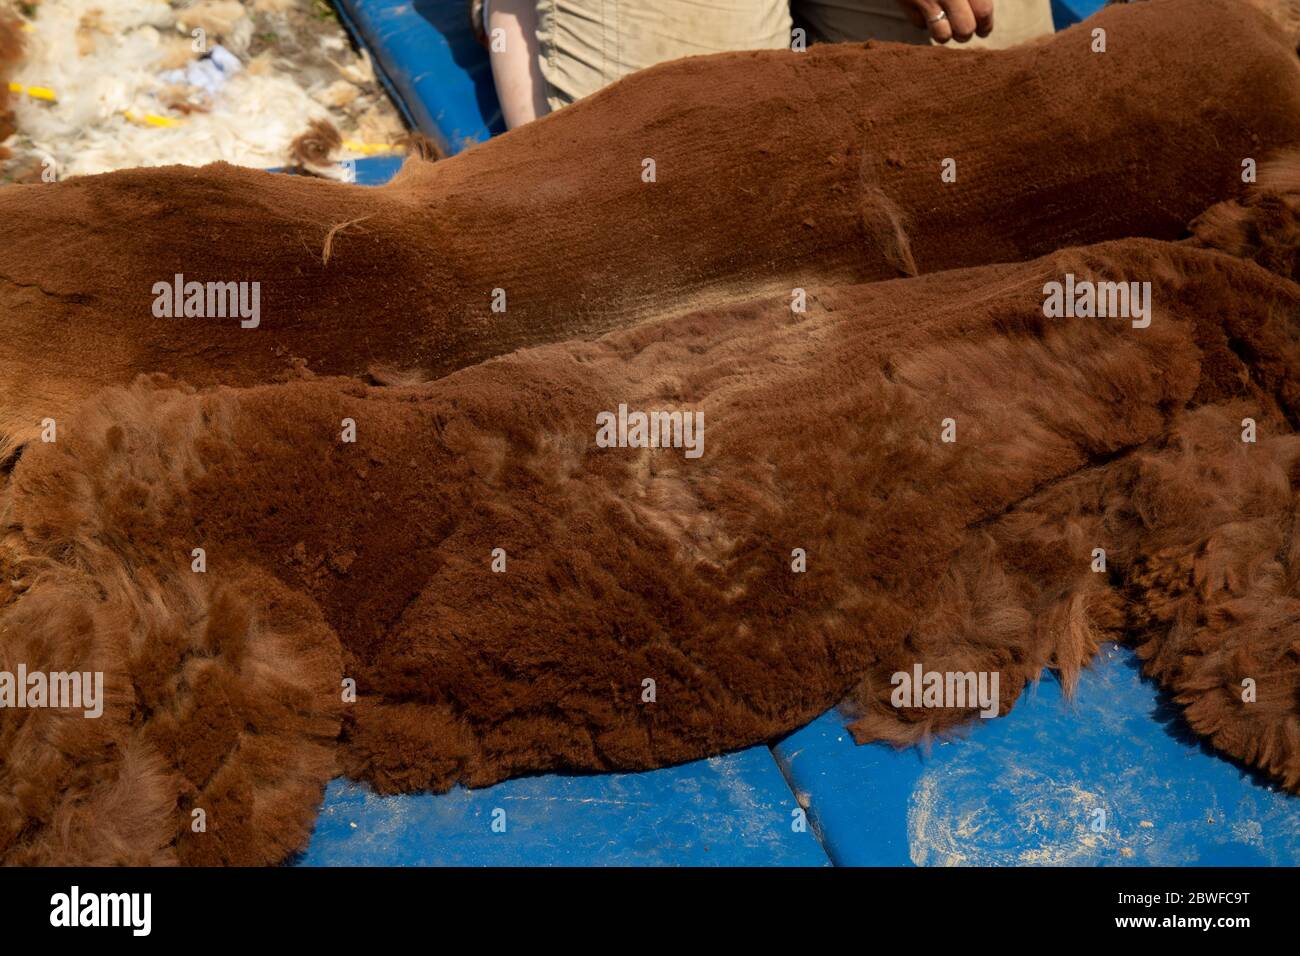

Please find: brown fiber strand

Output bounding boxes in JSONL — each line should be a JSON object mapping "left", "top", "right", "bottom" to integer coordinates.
{"left": 321, "top": 215, "right": 375, "bottom": 267}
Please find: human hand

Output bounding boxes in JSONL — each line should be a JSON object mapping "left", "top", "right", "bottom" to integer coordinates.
{"left": 893, "top": 0, "right": 994, "bottom": 43}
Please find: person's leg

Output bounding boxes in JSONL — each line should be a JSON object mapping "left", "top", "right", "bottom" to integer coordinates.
{"left": 535, "top": 0, "right": 793, "bottom": 112}
{"left": 960, "top": 0, "right": 1054, "bottom": 48}
{"left": 486, "top": 0, "right": 550, "bottom": 128}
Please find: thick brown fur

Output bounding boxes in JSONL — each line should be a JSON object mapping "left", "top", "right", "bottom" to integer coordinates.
{"left": 1, "top": 0, "right": 1300, "bottom": 865}
{"left": 2, "top": 0, "right": 1299, "bottom": 460}
{"left": 3, "top": 235, "right": 1298, "bottom": 862}
{"left": 1190, "top": 152, "right": 1300, "bottom": 280}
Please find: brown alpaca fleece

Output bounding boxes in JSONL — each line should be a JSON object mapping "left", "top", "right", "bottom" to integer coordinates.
{"left": 2, "top": 0, "right": 1299, "bottom": 460}
{"left": 2, "top": 232, "right": 1298, "bottom": 865}
{"left": 1190, "top": 153, "right": 1300, "bottom": 281}
{"left": 1244, "top": 0, "right": 1300, "bottom": 49}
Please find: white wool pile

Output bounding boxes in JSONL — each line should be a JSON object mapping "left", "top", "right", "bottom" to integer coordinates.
{"left": 10, "top": 0, "right": 345, "bottom": 176}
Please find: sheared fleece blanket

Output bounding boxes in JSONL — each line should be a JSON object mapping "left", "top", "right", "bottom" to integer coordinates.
{"left": 1, "top": 0, "right": 1298, "bottom": 865}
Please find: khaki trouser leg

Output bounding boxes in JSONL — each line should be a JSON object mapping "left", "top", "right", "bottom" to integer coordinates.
{"left": 533, "top": 0, "right": 1057, "bottom": 112}
{"left": 535, "top": 0, "right": 792, "bottom": 109}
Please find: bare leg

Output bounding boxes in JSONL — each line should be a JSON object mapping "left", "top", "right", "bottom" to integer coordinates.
{"left": 487, "top": 0, "right": 549, "bottom": 128}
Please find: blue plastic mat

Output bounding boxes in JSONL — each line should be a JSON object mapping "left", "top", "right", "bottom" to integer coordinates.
{"left": 774, "top": 645, "right": 1299, "bottom": 866}
{"left": 1050, "top": 0, "right": 1106, "bottom": 29}
{"left": 299, "top": 746, "right": 829, "bottom": 866}
{"left": 352, "top": 154, "right": 405, "bottom": 184}
{"left": 332, "top": 0, "right": 504, "bottom": 156}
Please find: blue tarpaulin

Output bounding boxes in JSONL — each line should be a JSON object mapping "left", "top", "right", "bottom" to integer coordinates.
{"left": 333, "top": 0, "right": 504, "bottom": 156}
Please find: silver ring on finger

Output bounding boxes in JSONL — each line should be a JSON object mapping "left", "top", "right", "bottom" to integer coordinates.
{"left": 927, "top": 10, "right": 948, "bottom": 23}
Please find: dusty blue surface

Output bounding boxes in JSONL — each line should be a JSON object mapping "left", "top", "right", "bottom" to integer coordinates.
{"left": 298, "top": 746, "right": 829, "bottom": 866}
{"left": 332, "top": 0, "right": 504, "bottom": 156}
{"left": 774, "top": 644, "right": 1299, "bottom": 866}
{"left": 352, "top": 154, "right": 405, "bottom": 184}
{"left": 1050, "top": 0, "right": 1107, "bottom": 29}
